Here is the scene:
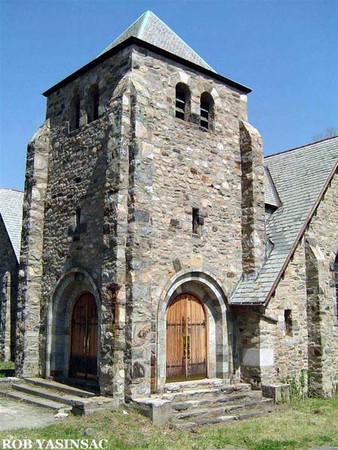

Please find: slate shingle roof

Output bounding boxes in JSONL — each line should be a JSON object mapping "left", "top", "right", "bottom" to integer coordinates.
{"left": 0, "top": 188, "right": 24, "bottom": 260}
{"left": 231, "top": 136, "right": 338, "bottom": 305}
{"left": 99, "top": 11, "right": 214, "bottom": 72}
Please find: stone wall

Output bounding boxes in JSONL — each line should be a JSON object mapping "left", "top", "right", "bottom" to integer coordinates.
{"left": 38, "top": 49, "right": 132, "bottom": 398}
{"left": 16, "top": 121, "right": 50, "bottom": 376}
{"left": 305, "top": 172, "right": 338, "bottom": 396}
{"left": 19, "top": 42, "right": 265, "bottom": 399}
{"left": 0, "top": 218, "right": 18, "bottom": 360}
{"left": 240, "top": 121, "right": 265, "bottom": 277}
{"left": 258, "top": 173, "right": 338, "bottom": 396}
{"left": 262, "top": 243, "right": 309, "bottom": 385}
{"left": 124, "top": 46, "right": 262, "bottom": 397}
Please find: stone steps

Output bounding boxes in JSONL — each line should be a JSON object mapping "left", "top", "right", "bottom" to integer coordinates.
{"left": 173, "top": 398, "right": 273, "bottom": 422}
{"left": 163, "top": 383, "right": 252, "bottom": 403}
{"left": 3, "top": 390, "right": 69, "bottom": 412}
{"left": 0, "top": 378, "right": 117, "bottom": 415}
{"left": 23, "top": 377, "right": 95, "bottom": 398}
{"left": 132, "top": 379, "right": 275, "bottom": 427}
{"left": 163, "top": 378, "right": 231, "bottom": 393}
{"left": 180, "top": 408, "right": 271, "bottom": 429}
{"left": 172, "top": 391, "right": 270, "bottom": 414}
{"left": 11, "top": 383, "right": 84, "bottom": 407}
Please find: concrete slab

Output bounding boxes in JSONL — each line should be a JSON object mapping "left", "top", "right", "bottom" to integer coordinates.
{"left": 0, "top": 395, "right": 66, "bottom": 430}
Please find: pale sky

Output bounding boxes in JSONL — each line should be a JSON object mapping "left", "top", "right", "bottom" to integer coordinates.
{"left": 1, "top": 0, "right": 337, "bottom": 190}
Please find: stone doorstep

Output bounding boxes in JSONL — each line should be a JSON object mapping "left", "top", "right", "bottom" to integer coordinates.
{"left": 162, "top": 384, "right": 252, "bottom": 402}
{"left": 171, "top": 391, "right": 270, "bottom": 412}
{"left": 163, "top": 378, "right": 232, "bottom": 392}
{"left": 132, "top": 381, "right": 275, "bottom": 427}
{"left": 173, "top": 402, "right": 274, "bottom": 429}
{"left": 173, "top": 398, "right": 274, "bottom": 421}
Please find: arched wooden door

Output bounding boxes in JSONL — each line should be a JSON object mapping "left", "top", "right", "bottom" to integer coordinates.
{"left": 69, "top": 293, "right": 98, "bottom": 380}
{"left": 166, "top": 294, "right": 207, "bottom": 382}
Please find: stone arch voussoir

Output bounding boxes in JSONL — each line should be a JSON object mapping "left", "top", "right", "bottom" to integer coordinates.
{"left": 46, "top": 268, "right": 101, "bottom": 378}
{"left": 156, "top": 270, "right": 232, "bottom": 392}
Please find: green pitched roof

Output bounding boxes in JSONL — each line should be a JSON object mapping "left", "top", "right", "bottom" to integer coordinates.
{"left": 99, "top": 11, "right": 214, "bottom": 72}
{"left": 231, "top": 136, "right": 338, "bottom": 305}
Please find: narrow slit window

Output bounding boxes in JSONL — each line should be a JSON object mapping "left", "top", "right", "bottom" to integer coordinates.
{"left": 88, "top": 85, "right": 99, "bottom": 123}
{"left": 70, "top": 93, "right": 81, "bottom": 131}
{"left": 93, "top": 90, "right": 99, "bottom": 121}
{"left": 192, "top": 207, "right": 203, "bottom": 236}
{"left": 284, "top": 309, "right": 293, "bottom": 336}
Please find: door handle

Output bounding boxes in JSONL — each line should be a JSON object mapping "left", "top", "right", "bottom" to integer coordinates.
{"left": 183, "top": 335, "right": 191, "bottom": 360}
{"left": 186, "top": 335, "right": 190, "bottom": 360}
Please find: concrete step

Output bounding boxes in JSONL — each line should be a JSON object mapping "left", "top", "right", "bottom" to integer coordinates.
{"left": 4, "top": 390, "right": 69, "bottom": 412}
{"left": 12, "top": 383, "right": 85, "bottom": 406}
{"left": 23, "top": 377, "right": 95, "bottom": 398}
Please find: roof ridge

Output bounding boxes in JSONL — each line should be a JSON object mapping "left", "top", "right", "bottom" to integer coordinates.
{"left": 265, "top": 135, "right": 338, "bottom": 159}
{"left": 98, "top": 10, "right": 214, "bottom": 71}
{"left": 0, "top": 187, "right": 24, "bottom": 193}
{"left": 143, "top": 11, "right": 214, "bottom": 71}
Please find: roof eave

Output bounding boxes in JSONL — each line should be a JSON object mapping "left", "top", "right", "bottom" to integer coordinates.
{"left": 43, "top": 36, "right": 252, "bottom": 97}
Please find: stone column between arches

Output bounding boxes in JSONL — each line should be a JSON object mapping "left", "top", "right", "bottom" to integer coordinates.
{"left": 156, "top": 271, "right": 232, "bottom": 392}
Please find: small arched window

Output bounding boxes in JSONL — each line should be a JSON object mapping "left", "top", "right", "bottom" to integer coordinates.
{"left": 70, "top": 93, "right": 80, "bottom": 131}
{"left": 175, "top": 83, "right": 190, "bottom": 121}
{"left": 88, "top": 84, "right": 99, "bottom": 123}
{"left": 200, "top": 92, "right": 214, "bottom": 130}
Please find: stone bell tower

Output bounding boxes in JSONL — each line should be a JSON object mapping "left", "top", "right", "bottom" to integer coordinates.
{"left": 17, "top": 11, "right": 264, "bottom": 401}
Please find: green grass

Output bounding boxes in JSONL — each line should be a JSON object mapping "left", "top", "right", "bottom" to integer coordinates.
{"left": 0, "top": 360, "right": 15, "bottom": 370}
{"left": 0, "top": 397, "right": 337, "bottom": 450}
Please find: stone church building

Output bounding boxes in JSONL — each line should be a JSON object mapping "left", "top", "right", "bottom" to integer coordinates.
{"left": 0, "top": 188, "right": 23, "bottom": 361}
{"left": 14, "top": 11, "right": 337, "bottom": 402}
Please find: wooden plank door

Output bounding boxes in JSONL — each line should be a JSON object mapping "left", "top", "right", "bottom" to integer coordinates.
{"left": 69, "top": 293, "right": 98, "bottom": 380}
{"left": 166, "top": 294, "right": 207, "bottom": 382}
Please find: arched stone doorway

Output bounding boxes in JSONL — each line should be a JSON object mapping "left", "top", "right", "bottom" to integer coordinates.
{"left": 46, "top": 269, "right": 100, "bottom": 381}
{"left": 69, "top": 292, "right": 98, "bottom": 380}
{"left": 166, "top": 293, "right": 207, "bottom": 382}
{"left": 157, "top": 271, "right": 232, "bottom": 392}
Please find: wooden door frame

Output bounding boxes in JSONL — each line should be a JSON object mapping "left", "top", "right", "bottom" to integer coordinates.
{"left": 156, "top": 270, "right": 231, "bottom": 393}
{"left": 46, "top": 269, "right": 101, "bottom": 381}
{"left": 166, "top": 292, "right": 208, "bottom": 382}
{"left": 69, "top": 291, "right": 98, "bottom": 380}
